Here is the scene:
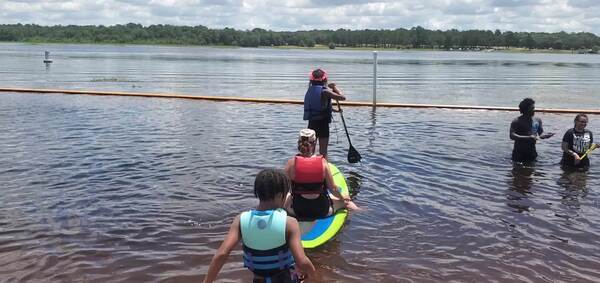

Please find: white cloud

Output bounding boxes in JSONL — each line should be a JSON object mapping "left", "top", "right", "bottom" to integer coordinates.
{"left": 0, "top": 0, "right": 598, "bottom": 34}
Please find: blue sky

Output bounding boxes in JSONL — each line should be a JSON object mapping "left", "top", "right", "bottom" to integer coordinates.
{"left": 1, "top": 0, "right": 599, "bottom": 34}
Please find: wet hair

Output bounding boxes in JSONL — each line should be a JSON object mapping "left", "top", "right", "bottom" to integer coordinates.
{"left": 253, "top": 169, "right": 291, "bottom": 201}
{"left": 574, "top": 113, "right": 588, "bottom": 123}
{"left": 297, "top": 136, "right": 316, "bottom": 155}
{"left": 518, "top": 98, "right": 535, "bottom": 114}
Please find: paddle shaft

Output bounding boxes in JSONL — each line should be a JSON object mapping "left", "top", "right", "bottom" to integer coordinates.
{"left": 336, "top": 102, "right": 353, "bottom": 147}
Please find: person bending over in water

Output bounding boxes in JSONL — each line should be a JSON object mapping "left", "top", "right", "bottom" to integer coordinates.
{"left": 303, "top": 68, "right": 346, "bottom": 158}
{"left": 284, "top": 129, "right": 359, "bottom": 220}
{"left": 560, "top": 114, "right": 599, "bottom": 169}
{"left": 509, "top": 98, "right": 554, "bottom": 163}
{"left": 203, "top": 169, "right": 315, "bottom": 283}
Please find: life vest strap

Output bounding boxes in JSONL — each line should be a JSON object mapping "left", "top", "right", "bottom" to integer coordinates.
{"left": 243, "top": 244, "right": 295, "bottom": 277}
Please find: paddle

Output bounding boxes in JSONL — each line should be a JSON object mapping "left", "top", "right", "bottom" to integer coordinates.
{"left": 580, "top": 143, "right": 598, "bottom": 159}
{"left": 336, "top": 101, "right": 362, "bottom": 163}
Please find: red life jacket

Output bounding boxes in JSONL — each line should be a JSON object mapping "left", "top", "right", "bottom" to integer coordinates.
{"left": 293, "top": 155, "right": 325, "bottom": 195}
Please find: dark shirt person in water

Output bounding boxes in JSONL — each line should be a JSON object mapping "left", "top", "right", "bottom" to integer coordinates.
{"left": 509, "top": 98, "right": 554, "bottom": 163}
{"left": 561, "top": 114, "right": 599, "bottom": 169}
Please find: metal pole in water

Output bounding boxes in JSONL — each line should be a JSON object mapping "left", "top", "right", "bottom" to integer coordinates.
{"left": 43, "top": 51, "right": 52, "bottom": 63}
{"left": 373, "top": 51, "right": 378, "bottom": 108}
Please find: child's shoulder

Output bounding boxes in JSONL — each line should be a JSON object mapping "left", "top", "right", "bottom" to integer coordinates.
{"left": 285, "top": 215, "right": 299, "bottom": 226}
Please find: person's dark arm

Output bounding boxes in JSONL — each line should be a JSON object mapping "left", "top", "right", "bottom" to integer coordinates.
{"left": 540, "top": 132, "right": 555, "bottom": 139}
{"left": 562, "top": 141, "right": 581, "bottom": 162}
{"left": 560, "top": 130, "right": 580, "bottom": 164}
{"left": 203, "top": 215, "right": 242, "bottom": 283}
{"left": 536, "top": 119, "right": 555, "bottom": 139}
{"left": 323, "top": 83, "right": 346, "bottom": 101}
{"left": 286, "top": 217, "right": 316, "bottom": 280}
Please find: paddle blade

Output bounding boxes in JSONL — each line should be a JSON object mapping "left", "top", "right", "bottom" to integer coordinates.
{"left": 347, "top": 145, "right": 362, "bottom": 163}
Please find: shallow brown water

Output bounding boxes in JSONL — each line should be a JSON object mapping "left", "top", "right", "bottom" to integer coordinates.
{"left": 1, "top": 92, "right": 600, "bottom": 282}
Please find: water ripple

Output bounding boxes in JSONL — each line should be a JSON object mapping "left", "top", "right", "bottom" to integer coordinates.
{"left": 1, "top": 89, "right": 600, "bottom": 282}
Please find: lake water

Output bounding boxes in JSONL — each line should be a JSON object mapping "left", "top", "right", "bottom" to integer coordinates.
{"left": 1, "top": 43, "right": 600, "bottom": 282}
{"left": 1, "top": 43, "right": 600, "bottom": 108}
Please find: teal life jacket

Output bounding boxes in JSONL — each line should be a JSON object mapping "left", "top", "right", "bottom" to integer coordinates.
{"left": 240, "top": 208, "right": 296, "bottom": 279}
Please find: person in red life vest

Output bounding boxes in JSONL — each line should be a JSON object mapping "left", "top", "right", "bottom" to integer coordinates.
{"left": 284, "top": 129, "right": 359, "bottom": 219}
{"left": 303, "top": 68, "right": 346, "bottom": 158}
{"left": 203, "top": 169, "right": 316, "bottom": 283}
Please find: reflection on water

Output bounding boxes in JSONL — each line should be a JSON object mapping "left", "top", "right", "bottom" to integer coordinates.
{"left": 1, "top": 42, "right": 600, "bottom": 108}
{"left": 1, "top": 85, "right": 600, "bottom": 281}
{"left": 557, "top": 170, "right": 589, "bottom": 210}
{"left": 345, "top": 171, "right": 363, "bottom": 199}
{"left": 507, "top": 165, "right": 536, "bottom": 213}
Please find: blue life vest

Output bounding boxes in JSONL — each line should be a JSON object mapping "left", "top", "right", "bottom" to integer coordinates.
{"left": 303, "top": 85, "right": 332, "bottom": 121}
{"left": 240, "top": 209, "right": 295, "bottom": 278}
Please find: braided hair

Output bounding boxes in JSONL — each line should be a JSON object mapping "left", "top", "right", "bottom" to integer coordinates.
{"left": 297, "top": 136, "right": 316, "bottom": 156}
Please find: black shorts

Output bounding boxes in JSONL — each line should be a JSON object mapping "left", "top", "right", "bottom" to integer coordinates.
{"left": 308, "top": 120, "right": 330, "bottom": 138}
{"left": 292, "top": 192, "right": 332, "bottom": 220}
{"left": 253, "top": 269, "right": 299, "bottom": 283}
{"left": 512, "top": 149, "right": 537, "bottom": 163}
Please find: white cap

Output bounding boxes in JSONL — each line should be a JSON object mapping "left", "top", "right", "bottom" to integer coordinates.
{"left": 299, "top": 129, "right": 316, "bottom": 142}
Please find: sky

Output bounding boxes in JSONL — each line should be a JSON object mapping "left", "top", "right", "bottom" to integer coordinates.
{"left": 1, "top": 0, "right": 599, "bottom": 35}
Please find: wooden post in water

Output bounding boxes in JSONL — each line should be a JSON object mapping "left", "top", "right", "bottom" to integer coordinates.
{"left": 373, "top": 51, "right": 378, "bottom": 108}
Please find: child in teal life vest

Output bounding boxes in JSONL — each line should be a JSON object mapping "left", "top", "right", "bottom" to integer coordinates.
{"left": 203, "top": 169, "right": 316, "bottom": 283}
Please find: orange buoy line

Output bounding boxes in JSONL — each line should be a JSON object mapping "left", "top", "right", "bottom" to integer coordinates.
{"left": 1, "top": 87, "right": 599, "bottom": 114}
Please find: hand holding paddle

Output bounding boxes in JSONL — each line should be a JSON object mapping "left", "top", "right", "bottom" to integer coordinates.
{"left": 580, "top": 143, "right": 598, "bottom": 160}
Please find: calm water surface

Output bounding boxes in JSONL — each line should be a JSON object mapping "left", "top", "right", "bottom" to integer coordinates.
{"left": 1, "top": 43, "right": 599, "bottom": 108}
{"left": 1, "top": 44, "right": 600, "bottom": 282}
{"left": 1, "top": 92, "right": 599, "bottom": 282}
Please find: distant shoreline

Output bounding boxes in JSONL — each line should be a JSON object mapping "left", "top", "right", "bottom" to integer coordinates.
{"left": 2, "top": 23, "right": 598, "bottom": 54}
{"left": 3, "top": 41, "right": 592, "bottom": 55}
{"left": 274, "top": 44, "right": 582, "bottom": 54}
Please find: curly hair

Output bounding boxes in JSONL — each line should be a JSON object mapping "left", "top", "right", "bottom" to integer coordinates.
{"left": 253, "top": 169, "right": 291, "bottom": 201}
{"left": 518, "top": 98, "right": 535, "bottom": 114}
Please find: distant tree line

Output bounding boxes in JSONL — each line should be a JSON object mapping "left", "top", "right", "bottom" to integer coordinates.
{"left": 1, "top": 23, "right": 599, "bottom": 52}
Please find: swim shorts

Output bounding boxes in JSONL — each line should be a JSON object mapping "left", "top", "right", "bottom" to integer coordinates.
{"left": 308, "top": 119, "right": 329, "bottom": 138}
{"left": 292, "top": 192, "right": 332, "bottom": 220}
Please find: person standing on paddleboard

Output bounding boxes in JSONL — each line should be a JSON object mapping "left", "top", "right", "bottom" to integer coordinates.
{"left": 510, "top": 98, "right": 555, "bottom": 163}
{"left": 560, "top": 114, "right": 599, "bottom": 170}
{"left": 203, "top": 169, "right": 316, "bottom": 283}
{"left": 284, "top": 129, "right": 359, "bottom": 220}
{"left": 303, "top": 68, "right": 346, "bottom": 159}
